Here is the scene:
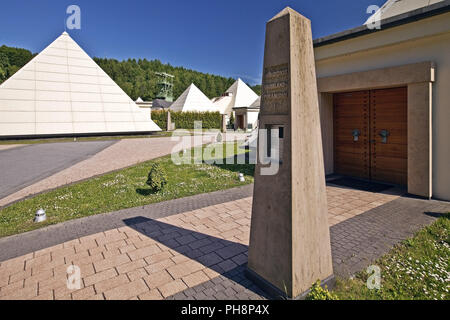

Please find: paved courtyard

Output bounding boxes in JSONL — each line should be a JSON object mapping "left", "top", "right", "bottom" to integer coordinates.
{"left": 0, "top": 145, "right": 22, "bottom": 151}
{"left": 0, "top": 141, "right": 115, "bottom": 200}
{"left": 1, "top": 182, "right": 448, "bottom": 300}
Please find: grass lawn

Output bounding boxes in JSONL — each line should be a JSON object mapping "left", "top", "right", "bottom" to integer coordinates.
{"left": 332, "top": 213, "right": 450, "bottom": 300}
{"left": 0, "top": 142, "right": 255, "bottom": 238}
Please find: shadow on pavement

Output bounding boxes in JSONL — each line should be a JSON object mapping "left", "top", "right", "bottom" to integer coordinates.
{"left": 123, "top": 216, "right": 270, "bottom": 299}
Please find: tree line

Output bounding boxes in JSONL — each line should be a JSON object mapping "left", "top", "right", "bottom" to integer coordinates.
{"left": 0, "top": 45, "right": 261, "bottom": 100}
{"left": 0, "top": 45, "right": 36, "bottom": 84}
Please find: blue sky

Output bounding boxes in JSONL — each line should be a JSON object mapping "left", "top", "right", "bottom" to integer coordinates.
{"left": 0, "top": 0, "right": 386, "bottom": 84}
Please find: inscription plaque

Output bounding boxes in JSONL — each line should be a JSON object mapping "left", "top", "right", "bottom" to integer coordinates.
{"left": 262, "top": 63, "right": 289, "bottom": 114}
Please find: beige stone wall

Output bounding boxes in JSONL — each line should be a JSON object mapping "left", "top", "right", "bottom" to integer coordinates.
{"left": 314, "top": 13, "right": 450, "bottom": 200}
{"left": 408, "top": 82, "right": 433, "bottom": 197}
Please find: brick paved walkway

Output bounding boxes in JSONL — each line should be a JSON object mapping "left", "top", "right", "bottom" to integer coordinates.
{"left": 1, "top": 184, "right": 449, "bottom": 300}
{"left": 0, "top": 185, "right": 254, "bottom": 262}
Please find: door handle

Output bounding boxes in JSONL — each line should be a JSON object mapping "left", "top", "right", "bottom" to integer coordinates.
{"left": 352, "top": 129, "right": 360, "bottom": 142}
{"left": 379, "top": 129, "right": 390, "bottom": 143}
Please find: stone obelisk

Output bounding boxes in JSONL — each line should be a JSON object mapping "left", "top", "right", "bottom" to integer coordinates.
{"left": 247, "top": 7, "right": 334, "bottom": 299}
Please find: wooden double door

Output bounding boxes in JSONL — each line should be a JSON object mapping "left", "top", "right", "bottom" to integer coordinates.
{"left": 236, "top": 115, "right": 245, "bottom": 130}
{"left": 333, "top": 87, "right": 407, "bottom": 185}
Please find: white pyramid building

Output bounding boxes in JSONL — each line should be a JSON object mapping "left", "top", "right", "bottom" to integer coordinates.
{"left": 212, "top": 78, "right": 259, "bottom": 115}
{"left": 210, "top": 95, "right": 232, "bottom": 115}
{"left": 0, "top": 32, "right": 161, "bottom": 137}
{"left": 169, "top": 83, "right": 217, "bottom": 113}
{"left": 249, "top": 96, "right": 261, "bottom": 108}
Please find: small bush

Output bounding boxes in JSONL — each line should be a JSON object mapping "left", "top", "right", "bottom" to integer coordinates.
{"left": 146, "top": 163, "right": 168, "bottom": 192}
{"left": 305, "top": 280, "right": 338, "bottom": 300}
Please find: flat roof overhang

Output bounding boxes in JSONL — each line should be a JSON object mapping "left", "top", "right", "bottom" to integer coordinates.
{"left": 313, "top": 1, "right": 450, "bottom": 48}
{"left": 232, "top": 106, "right": 260, "bottom": 111}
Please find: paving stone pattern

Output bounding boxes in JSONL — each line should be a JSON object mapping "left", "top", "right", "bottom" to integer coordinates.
{"left": 0, "top": 184, "right": 449, "bottom": 300}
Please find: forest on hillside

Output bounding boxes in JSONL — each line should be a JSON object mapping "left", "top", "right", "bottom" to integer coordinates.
{"left": 0, "top": 45, "right": 36, "bottom": 84}
{"left": 0, "top": 45, "right": 261, "bottom": 100}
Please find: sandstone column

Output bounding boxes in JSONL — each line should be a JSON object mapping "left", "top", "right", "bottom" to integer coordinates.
{"left": 247, "top": 7, "right": 334, "bottom": 299}
{"left": 166, "top": 110, "right": 172, "bottom": 131}
{"left": 221, "top": 114, "right": 227, "bottom": 133}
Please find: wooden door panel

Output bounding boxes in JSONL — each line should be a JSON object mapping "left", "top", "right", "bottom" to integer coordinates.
{"left": 372, "top": 143, "right": 407, "bottom": 158}
{"left": 334, "top": 91, "right": 369, "bottom": 102}
{"left": 334, "top": 90, "right": 370, "bottom": 179}
{"left": 372, "top": 121, "right": 407, "bottom": 128}
{"left": 372, "top": 156, "right": 407, "bottom": 171}
{"left": 334, "top": 152, "right": 369, "bottom": 177}
{"left": 336, "top": 154, "right": 369, "bottom": 177}
{"left": 370, "top": 87, "right": 407, "bottom": 185}
{"left": 333, "top": 87, "right": 407, "bottom": 186}
{"left": 371, "top": 169, "right": 407, "bottom": 185}
{"left": 334, "top": 164, "right": 369, "bottom": 178}
{"left": 372, "top": 129, "right": 407, "bottom": 144}
{"left": 237, "top": 115, "right": 244, "bottom": 129}
{"left": 335, "top": 144, "right": 368, "bottom": 155}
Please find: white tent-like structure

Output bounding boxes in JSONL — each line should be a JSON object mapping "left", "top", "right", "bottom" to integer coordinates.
{"left": 169, "top": 83, "right": 217, "bottom": 112}
{"left": 210, "top": 95, "right": 232, "bottom": 115}
{"left": 249, "top": 96, "right": 261, "bottom": 108}
{"left": 212, "top": 78, "right": 259, "bottom": 115}
{"left": 365, "top": 0, "right": 444, "bottom": 24}
{"left": 0, "top": 32, "right": 161, "bottom": 137}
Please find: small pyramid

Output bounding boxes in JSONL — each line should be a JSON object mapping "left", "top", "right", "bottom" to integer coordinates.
{"left": 169, "top": 83, "right": 217, "bottom": 112}
{"left": 214, "top": 78, "right": 258, "bottom": 115}
{"left": 0, "top": 32, "right": 161, "bottom": 136}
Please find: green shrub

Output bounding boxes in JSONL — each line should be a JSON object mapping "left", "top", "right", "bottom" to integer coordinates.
{"left": 229, "top": 113, "right": 235, "bottom": 129}
{"left": 305, "top": 280, "right": 338, "bottom": 300}
{"left": 151, "top": 110, "right": 221, "bottom": 130}
{"left": 146, "top": 163, "right": 168, "bottom": 192}
{"left": 151, "top": 111, "right": 168, "bottom": 130}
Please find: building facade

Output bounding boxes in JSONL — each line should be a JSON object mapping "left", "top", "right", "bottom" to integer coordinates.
{"left": 313, "top": 1, "right": 450, "bottom": 200}
{"left": 233, "top": 97, "right": 260, "bottom": 131}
